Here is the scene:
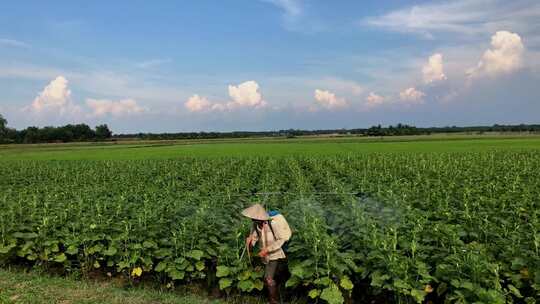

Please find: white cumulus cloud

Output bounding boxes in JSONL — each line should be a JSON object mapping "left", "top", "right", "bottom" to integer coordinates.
{"left": 184, "top": 94, "right": 212, "bottom": 112}
{"left": 314, "top": 89, "right": 348, "bottom": 110}
{"left": 365, "top": 92, "right": 385, "bottom": 108}
{"left": 468, "top": 31, "right": 525, "bottom": 78}
{"left": 31, "top": 76, "right": 71, "bottom": 110}
{"left": 185, "top": 81, "right": 267, "bottom": 113}
{"left": 399, "top": 87, "right": 426, "bottom": 104}
{"left": 27, "top": 76, "right": 81, "bottom": 115}
{"left": 423, "top": 53, "right": 447, "bottom": 83}
{"left": 227, "top": 81, "right": 267, "bottom": 109}
{"left": 86, "top": 98, "right": 146, "bottom": 117}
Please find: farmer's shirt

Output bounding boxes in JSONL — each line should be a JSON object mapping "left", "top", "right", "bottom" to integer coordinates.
{"left": 250, "top": 214, "right": 292, "bottom": 263}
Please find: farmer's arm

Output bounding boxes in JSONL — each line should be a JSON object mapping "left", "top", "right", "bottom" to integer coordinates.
{"left": 246, "top": 229, "right": 259, "bottom": 248}
{"left": 266, "top": 215, "right": 292, "bottom": 253}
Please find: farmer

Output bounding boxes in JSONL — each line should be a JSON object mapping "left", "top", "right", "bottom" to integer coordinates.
{"left": 242, "top": 203, "right": 292, "bottom": 304}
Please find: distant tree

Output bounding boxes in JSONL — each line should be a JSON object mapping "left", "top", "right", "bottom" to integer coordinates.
{"left": 0, "top": 114, "right": 6, "bottom": 131}
{"left": 95, "top": 124, "right": 112, "bottom": 139}
{"left": 0, "top": 114, "right": 7, "bottom": 142}
{"left": 70, "top": 124, "right": 95, "bottom": 140}
{"left": 23, "top": 126, "right": 40, "bottom": 143}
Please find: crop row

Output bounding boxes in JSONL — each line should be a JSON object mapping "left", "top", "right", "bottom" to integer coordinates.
{"left": 0, "top": 152, "right": 539, "bottom": 303}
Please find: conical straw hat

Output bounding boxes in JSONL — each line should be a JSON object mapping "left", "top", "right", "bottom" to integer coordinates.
{"left": 241, "top": 203, "right": 269, "bottom": 221}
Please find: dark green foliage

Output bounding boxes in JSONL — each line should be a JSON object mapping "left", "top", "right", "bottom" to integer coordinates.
{"left": 0, "top": 153, "right": 539, "bottom": 303}
{"left": 3, "top": 123, "right": 114, "bottom": 144}
{"left": 0, "top": 114, "right": 6, "bottom": 131}
{"left": 0, "top": 114, "right": 18, "bottom": 144}
{"left": 95, "top": 124, "right": 113, "bottom": 139}
{"left": 0, "top": 114, "right": 8, "bottom": 143}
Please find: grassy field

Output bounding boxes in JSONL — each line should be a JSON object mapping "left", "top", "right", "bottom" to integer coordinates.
{"left": 0, "top": 267, "right": 281, "bottom": 304}
{"left": 1, "top": 135, "right": 539, "bottom": 303}
{"left": 0, "top": 267, "right": 220, "bottom": 304}
{"left": 1, "top": 134, "right": 540, "bottom": 160}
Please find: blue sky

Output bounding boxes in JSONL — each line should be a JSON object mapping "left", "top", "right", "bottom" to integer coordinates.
{"left": 0, "top": 0, "right": 539, "bottom": 133}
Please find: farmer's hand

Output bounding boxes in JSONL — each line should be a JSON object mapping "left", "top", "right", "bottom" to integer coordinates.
{"left": 258, "top": 247, "right": 268, "bottom": 258}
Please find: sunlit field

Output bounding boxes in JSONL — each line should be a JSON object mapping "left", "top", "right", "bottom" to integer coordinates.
{"left": 1, "top": 136, "right": 539, "bottom": 303}
{"left": 1, "top": 135, "right": 540, "bottom": 160}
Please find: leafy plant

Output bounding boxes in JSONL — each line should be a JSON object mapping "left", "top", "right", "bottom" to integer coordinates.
{"left": 0, "top": 152, "right": 539, "bottom": 302}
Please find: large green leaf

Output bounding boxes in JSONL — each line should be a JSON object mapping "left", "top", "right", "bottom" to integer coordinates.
{"left": 103, "top": 246, "right": 117, "bottom": 256}
{"left": 237, "top": 280, "right": 255, "bottom": 292}
{"left": 168, "top": 269, "right": 185, "bottom": 280}
{"left": 65, "top": 245, "right": 78, "bottom": 255}
{"left": 393, "top": 279, "right": 410, "bottom": 290}
{"left": 206, "top": 247, "right": 217, "bottom": 256}
{"left": 237, "top": 270, "right": 251, "bottom": 281}
{"left": 143, "top": 240, "right": 157, "bottom": 249}
{"left": 507, "top": 285, "right": 523, "bottom": 298}
{"left": 314, "top": 277, "right": 332, "bottom": 287}
{"left": 253, "top": 279, "right": 264, "bottom": 291}
{"left": 308, "top": 289, "right": 321, "bottom": 299}
{"left": 219, "top": 278, "right": 232, "bottom": 290}
{"left": 410, "top": 289, "right": 426, "bottom": 303}
{"left": 154, "top": 261, "right": 168, "bottom": 272}
{"left": 54, "top": 253, "right": 67, "bottom": 263}
{"left": 216, "top": 265, "right": 230, "bottom": 278}
{"left": 195, "top": 261, "right": 205, "bottom": 271}
{"left": 154, "top": 248, "right": 172, "bottom": 258}
{"left": 290, "top": 264, "right": 306, "bottom": 279}
{"left": 285, "top": 275, "right": 301, "bottom": 288}
{"left": 87, "top": 244, "right": 104, "bottom": 254}
{"left": 370, "top": 271, "right": 390, "bottom": 287}
{"left": 340, "top": 276, "right": 354, "bottom": 291}
{"left": 186, "top": 249, "right": 204, "bottom": 260}
{"left": 117, "top": 261, "right": 130, "bottom": 270}
{"left": 511, "top": 257, "right": 527, "bottom": 271}
{"left": 320, "top": 284, "right": 344, "bottom": 304}
{"left": 0, "top": 243, "right": 16, "bottom": 254}
{"left": 12, "top": 232, "right": 38, "bottom": 239}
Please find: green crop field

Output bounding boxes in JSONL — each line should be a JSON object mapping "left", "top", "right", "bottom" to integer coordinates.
{"left": 1, "top": 136, "right": 539, "bottom": 303}
{"left": 1, "top": 135, "right": 540, "bottom": 160}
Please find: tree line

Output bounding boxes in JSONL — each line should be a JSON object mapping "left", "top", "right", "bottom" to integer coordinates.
{"left": 117, "top": 123, "right": 540, "bottom": 140}
{"left": 0, "top": 114, "right": 112, "bottom": 144}
{"left": 1, "top": 112, "right": 539, "bottom": 144}
{"left": 363, "top": 123, "right": 540, "bottom": 136}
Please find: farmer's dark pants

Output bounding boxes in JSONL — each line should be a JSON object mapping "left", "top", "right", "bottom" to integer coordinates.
{"left": 264, "top": 258, "right": 287, "bottom": 283}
